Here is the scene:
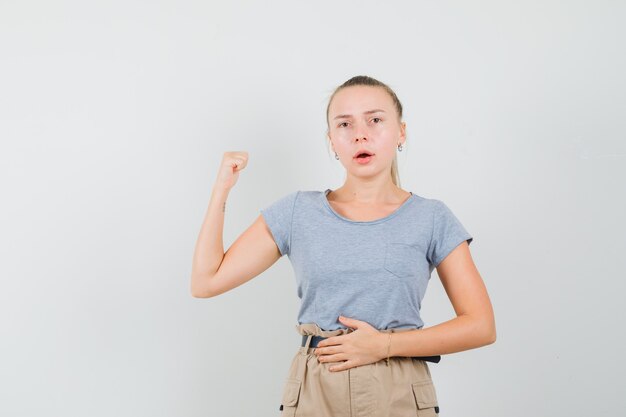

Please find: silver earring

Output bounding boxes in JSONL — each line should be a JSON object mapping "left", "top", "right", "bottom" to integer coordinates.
{"left": 397, "top": 143, "right": 403, "bottom": 152}
{"left": 335, "top": 152, "right": 339, "bottom": 160}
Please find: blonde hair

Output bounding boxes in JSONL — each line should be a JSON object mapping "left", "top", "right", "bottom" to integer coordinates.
{"left": 326, "top": 75, "right": 404, "bottom": 187}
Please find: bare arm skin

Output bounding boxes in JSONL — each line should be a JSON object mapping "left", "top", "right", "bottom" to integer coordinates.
{"left": 190, "top": 151, "right": 282, "bottom": 298}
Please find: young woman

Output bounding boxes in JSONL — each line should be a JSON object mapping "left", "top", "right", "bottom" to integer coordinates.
{"left": 190, "top": 75, "right": 496, "bottom": 417}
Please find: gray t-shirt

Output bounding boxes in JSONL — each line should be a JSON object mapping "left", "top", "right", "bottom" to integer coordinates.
{"left": 260, "top": 189, "right": 473, "bottom": 331}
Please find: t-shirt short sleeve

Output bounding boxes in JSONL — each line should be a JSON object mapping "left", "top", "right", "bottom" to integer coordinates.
{"left": 427, "top": 199, "right": 474, "bottom": 269}
{"left": 260, "top": 191, "right": 299, "bottom": 257}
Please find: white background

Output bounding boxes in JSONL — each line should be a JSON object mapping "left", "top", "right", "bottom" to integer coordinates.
{"left": 1, "top": 1, "right": 624, "bottom": 416}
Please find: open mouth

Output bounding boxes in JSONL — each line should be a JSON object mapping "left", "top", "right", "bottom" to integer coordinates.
{"left": 354, "top": 151, "right": 374, "bottom": 164}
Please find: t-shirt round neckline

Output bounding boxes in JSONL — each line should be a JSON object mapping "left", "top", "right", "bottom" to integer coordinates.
{"left": 322, "top": 188, "right": 415, "bottom": 225}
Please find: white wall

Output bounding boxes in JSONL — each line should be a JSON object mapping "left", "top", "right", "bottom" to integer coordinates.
{"left": 1, "top": 1, "right": 624, "bottom": 416}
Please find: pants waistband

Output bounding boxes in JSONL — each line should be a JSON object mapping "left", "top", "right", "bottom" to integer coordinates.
{"left": 301, "top": 334, "right": 441, "bottom": 363}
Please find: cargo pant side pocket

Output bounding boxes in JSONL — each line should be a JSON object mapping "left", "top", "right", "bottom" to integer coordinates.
{"left": 279, "top": 378, "right": 302, "bottom": 417}
{"left": 411, "top": 380, "right": 439, "bottom": 416}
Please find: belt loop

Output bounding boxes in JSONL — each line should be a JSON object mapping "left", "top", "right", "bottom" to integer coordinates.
{"left": 299, "top": 334, "right": 313, "bottom": 355}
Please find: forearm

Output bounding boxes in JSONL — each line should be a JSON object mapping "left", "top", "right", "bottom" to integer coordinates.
{"left": 386, "top": 314, "right": 496, "bottom": 358}
{"left": 190, "top": 186, "right": 230, "bottom": 295}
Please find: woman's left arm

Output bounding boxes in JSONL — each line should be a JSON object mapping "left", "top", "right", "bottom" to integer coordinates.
{"left": 387, "top": 241, "right": 496, "bottom": 357}
{"left": 314, "top": 241, "right": 495, "bottom": 371}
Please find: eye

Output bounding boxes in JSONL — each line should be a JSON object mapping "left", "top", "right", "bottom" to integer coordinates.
{"left": 338, "top": 122, "right": 349, "bottom": 128}
{"left": 372, "top": 117, "right": 382, "bottom": 123}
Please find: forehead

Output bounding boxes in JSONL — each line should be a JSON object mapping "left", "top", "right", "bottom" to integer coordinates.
{"left": 329, "top": 85, "right": 394, "bottom": 116}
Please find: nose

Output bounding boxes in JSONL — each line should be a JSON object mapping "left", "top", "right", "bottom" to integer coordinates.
{"left": 352, "top": 120, "right": 369, "bottom": 143}
{"left": 353, "top": 129, "right": 368, "bottom": 143}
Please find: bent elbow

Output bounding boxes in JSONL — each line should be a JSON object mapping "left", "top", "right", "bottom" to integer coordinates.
{"left": 485, "top": 324, "right": 497, "bottom": 345}
{"left": 190, "top": 275, "right": 214, "bottom": 298}
{"left": 474, "top": 316, "right": 496, "bottom": 346}
{"left": 191, "top": 289, "right": 208, "bottom": 298}
{"left": 191, "top": 288, "right": 214, "bottom": 298}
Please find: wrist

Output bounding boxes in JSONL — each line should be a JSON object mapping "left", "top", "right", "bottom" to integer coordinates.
{"left": 378, "top": 332, "right": 392, "bottom": 362}
{"left": 374, "top": 332, "right": 385, "bottom": 361}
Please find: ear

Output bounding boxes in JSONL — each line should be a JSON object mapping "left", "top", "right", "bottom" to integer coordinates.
{"left": 399, "top": 121, "right": 406, "bottom": 144}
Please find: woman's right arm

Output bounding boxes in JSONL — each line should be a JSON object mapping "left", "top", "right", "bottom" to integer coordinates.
{"left": 190, "top": 151, "right": 282, "bottom": 298}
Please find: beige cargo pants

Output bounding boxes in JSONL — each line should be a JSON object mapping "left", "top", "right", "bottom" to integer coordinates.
{"left": 279, "top": 323, "right": 440, "bottom": 417}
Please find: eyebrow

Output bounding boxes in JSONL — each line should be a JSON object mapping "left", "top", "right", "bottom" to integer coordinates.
{"left": 333, "top": 109, "right": 386, "bottom": 120}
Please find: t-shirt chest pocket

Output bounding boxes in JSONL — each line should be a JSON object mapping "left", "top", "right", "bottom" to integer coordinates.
{"left": 383, "top": 242, "right": 420, "bottom": 278}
